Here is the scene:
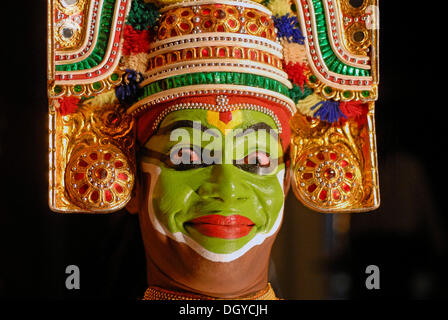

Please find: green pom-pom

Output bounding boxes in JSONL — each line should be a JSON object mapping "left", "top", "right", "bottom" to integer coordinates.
{"left": 126, "top": 0, "right": 160, "bottom": 31}
{"left": 289, "top": 84, "right": 313, "bottom": 103}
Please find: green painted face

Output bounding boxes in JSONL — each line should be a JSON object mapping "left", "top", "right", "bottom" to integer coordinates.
{"left": 141, "top": 109, "right": 285, "bottom": 257}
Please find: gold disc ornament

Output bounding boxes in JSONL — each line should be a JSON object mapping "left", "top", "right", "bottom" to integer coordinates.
{"left": 292, "top": 146, "right": 363, "bottom": 212}
{"left": 65, "top": 145, "right": 134, "bottom": 212}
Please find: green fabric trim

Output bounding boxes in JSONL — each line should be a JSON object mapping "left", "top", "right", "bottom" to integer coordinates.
{"left": 311, "top": 0, "right": 370, "bottom": 77}
{"left": 138, "top": 72, "right": 292, "bottom": 101}
{"left": 56, "top": 0, "right": 116, "bottom": 72}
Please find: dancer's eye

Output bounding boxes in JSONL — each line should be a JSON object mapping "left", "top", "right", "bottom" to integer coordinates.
{"left": 168, "top": 146, "right": 209, "bottom": 171}
{"left": 242, "top": 151, "right": 271, "bottom": 167}
{"left": 234, "top": 151, "right": 276, "bottom": 175}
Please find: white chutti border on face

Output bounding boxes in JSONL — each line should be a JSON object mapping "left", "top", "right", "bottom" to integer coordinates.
{"left": 141, "top": 162, "right": 285, "bottom": 263}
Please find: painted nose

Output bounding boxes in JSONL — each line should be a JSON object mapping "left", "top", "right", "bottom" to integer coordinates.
{"left": 197, "top": 164, "right": 248, "bottom": 202}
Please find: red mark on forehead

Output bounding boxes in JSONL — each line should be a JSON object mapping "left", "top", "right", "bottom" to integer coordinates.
{"left": 219, "top": 111, "right": 233, "bottom": 124}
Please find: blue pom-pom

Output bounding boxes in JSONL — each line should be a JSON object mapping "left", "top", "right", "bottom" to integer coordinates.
{"left": 115, "top": 69, "right": 143, "bottom": 105}
{"left": 311, "top": 101, "right": 347, "bottom": 123}
{"left": 272, "top": 14, "right": 305, "bottom": 44}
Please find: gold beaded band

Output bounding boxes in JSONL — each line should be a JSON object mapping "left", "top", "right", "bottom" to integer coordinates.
{"left": 142, "top": 283, "right": 278, "bottom": 300}
{"left": 159, "top": 0, "right": 272, "bottom": 16}
{"left": 142, "top": 2, "right": 290, "bottom": 100}
{"left": 156, "top": 3, "right": 277, "bottom": 42}
{"left": 148, "top": 46, "right": 283, "bottom": 71}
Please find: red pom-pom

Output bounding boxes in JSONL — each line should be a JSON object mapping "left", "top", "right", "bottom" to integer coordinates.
{"left": 339, "top": 101, "right": 369, "bottom": 124}
{"left": 283, "top": 62, "right": 308, "bottom": 90}
{"left": 58, "top": 96, "right": 80, "bottom": 116}
{"left": 122, "top": 25, "right": 151, "bottom": 55}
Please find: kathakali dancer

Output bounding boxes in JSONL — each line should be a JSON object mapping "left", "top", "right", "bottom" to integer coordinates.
{"left": 47, "top": 0, "right": 380, "bottom": 299}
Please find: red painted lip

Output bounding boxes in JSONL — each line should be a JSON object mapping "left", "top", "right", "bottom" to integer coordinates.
{"left": 187, "top": 214, "right": 255, "bottom": 239}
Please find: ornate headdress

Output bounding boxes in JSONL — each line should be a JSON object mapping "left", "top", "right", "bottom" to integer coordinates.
{"left": 47, "top": 0, "right": 380, "bottom": 213}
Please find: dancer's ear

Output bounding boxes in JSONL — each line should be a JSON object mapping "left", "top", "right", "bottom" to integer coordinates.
{"left": 126, "top": 177, "right": 141, "bottom": 215}
{"left": 284, "top": 156, "right": 291, "bottom": 196}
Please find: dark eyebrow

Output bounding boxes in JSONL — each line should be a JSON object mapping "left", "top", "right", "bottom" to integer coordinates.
{"left": 234, "top": 122, "right": 278, "bottom": 140}
{"left": 157, "top": 120, "right": 219, "bottom": 137}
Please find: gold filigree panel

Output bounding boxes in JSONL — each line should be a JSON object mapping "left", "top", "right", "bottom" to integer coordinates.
{"left": 49, "top": 101, "right": 136, "bottom": 213}
{"left": 290, "top": 103, "right": 380, "bottom": 213}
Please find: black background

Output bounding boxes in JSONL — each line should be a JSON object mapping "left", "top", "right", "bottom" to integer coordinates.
{"left": 0, "top": 1, "right": 447, "bottom": 300}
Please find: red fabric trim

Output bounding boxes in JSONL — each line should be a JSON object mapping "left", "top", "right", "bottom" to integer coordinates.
{"left": 136, "top": 94, "right": 292, "bottom": 151}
